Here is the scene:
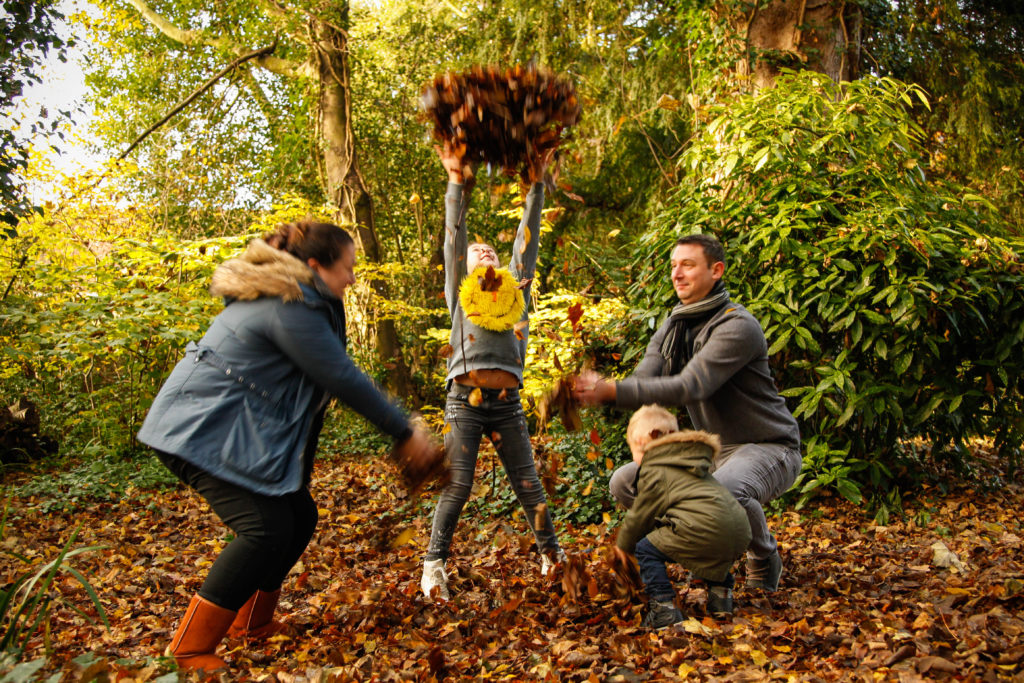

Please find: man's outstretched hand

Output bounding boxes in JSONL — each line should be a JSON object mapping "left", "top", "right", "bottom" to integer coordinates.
{"left": 572, "top": 369, "right": 617, "bottom": 405}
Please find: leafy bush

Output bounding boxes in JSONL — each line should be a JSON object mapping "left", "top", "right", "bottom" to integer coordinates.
{"left": 632, "top": 71, "right": 1024, "bottom": 514}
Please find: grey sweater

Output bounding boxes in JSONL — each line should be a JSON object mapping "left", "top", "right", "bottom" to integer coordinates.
{"left": 444, "top": 181, "right": 545, "bottom": 385}
{"left": 616, "top": 302, "right": 800, "bottom": 449}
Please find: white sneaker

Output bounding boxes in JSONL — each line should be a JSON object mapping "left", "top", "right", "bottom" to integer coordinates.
{"left": 421, "top": 558, "right": 450, "bottom": 600}
{"left": 540, "top": 549, "right": 567, "bottom": 576}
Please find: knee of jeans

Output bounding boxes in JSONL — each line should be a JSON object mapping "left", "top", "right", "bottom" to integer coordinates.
{"left": 440, "top": 480, "right": 473, "bottom": 503}
{"left": 609, "top": 473, "right": 635, "bottom": 507}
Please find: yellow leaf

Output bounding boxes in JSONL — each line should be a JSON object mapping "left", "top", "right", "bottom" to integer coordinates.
{"left": 656, "top": 94, "right": 681, "bottom": 111}
{"left": 612, "top": 114, "right": 628, "bottom": 136}
{"left": 607, "top": 229, "right": 620, "bottom": 238}
{"left": 751, "top": 650, "right": 768, "bottom": 666}
{"left": 677, "top": 663, "right": 696, "bottom": 678}
{"left": 582, "top": 480, "right": 593, "bottom": 496}
{"left": 774, "top": 644, "right": 792, "bottom": 653}
{"left": 409, "top": 193, "right": 421, "bottom": 204}
{"left": 602, "top": 512, "right": 611, "bottom": 524}
{"left": 468, "top": 388, "right": 483, "bottom": 406}
{"left": 390, "top": 527, "right": 417, "bottom": 548}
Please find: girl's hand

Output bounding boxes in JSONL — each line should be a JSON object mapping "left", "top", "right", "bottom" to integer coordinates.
{"left": 437, "top": 141, "right": 474, "bottom": 184}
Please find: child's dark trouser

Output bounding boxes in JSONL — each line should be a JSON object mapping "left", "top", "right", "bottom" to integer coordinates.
{"left": 636, "top": 537, "right": 733, "bottom": 602}
{"left": 156, "top": 451, "right": 318, "bottom": 610}
{"left": 427, "top": 385, "right": 559, "bottom": 561}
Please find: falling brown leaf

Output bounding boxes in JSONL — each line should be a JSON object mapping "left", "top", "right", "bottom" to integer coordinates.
{"left": 533, "top": 502, "right": 548, "bottom": 531}
{"left": 567, "top": 302, "right": 584, "bottom": 332}
{"left": 438, "top": 344, "right": 454, "bottom": 359}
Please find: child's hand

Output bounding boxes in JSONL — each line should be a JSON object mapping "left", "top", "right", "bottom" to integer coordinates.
{"left": 436, "top": 141, "right": 474, "bottom": 184}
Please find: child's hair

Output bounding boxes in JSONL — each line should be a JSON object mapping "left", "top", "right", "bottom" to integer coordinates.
{"left": 627, "top": 405, "right": 679, "bottom": 446}
{"left": 264, "top": 220, "right": 353, "bottom": 267}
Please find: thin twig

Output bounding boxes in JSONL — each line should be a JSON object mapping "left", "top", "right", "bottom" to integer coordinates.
{"left": 118, "top": 41, "right": 277, "bottom": 160}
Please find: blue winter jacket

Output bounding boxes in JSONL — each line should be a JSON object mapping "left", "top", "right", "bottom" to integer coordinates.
{"left": 137, "top": 240, "right": 410, "bottom": 495}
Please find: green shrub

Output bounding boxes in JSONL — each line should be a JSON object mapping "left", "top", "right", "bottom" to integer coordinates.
{"left": 632, "top": 71, "right": 1024, "bottom": 513}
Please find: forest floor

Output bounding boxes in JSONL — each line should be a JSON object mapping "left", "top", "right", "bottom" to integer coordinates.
{"left": 1, "top": 448, "right": 1022, "bottom": 682}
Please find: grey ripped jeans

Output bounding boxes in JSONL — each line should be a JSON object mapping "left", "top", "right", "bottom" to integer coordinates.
{"left": 610, "top": 442, "right": 802, "bottom": 560}
{"left": 426, "top": 384, "right": 561, "bottom": 561}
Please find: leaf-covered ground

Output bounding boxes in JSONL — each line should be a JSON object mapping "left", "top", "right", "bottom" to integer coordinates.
{"left": 2, "top": 451, "right": 1023, "bottom": 682}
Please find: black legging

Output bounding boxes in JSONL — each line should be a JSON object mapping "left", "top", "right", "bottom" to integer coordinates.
{"left": 156, "top": 451, "right": 319, "bottom": 610}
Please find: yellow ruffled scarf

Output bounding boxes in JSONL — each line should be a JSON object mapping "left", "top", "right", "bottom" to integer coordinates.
{"left": 458, "top": 266, "right": 525, "bottom": 331}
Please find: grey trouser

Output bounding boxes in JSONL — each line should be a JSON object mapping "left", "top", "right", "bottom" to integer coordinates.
{"left": 426, "top": 384, "right": 560, "bottom": 561}
{"left": 610, "top": 442, "right": 802, "bottom": 560}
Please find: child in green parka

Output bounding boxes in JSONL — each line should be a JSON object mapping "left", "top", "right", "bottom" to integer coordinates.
{"left": 615, "top": 405, "right": 752, "bottom": 629}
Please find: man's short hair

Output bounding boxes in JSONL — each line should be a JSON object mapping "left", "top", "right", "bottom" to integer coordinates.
{"left": 675, "top": 233, "right": 725, "bottom": 269}
{"left": 627, "top": 405, "right": 679, "bottom": 446}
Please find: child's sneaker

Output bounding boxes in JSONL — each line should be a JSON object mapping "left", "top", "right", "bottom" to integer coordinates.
{"left": 707, "top": 585, "right": 733, "bottom": 615}
{"left": 745, "top": 549, "right": 783, "bottom": 591}
{"left": 421, "top": 559, "right": 450, "bottom": 601}
{"left": 641, "top": 599, "right": 684, "bottom": 629}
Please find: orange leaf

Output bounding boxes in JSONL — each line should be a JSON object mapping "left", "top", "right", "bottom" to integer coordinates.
{"left": 589, "top": 428, "right": 601, "bottom": 446}
{"left": 468, "top": 388, "right": 483, "bottom": 406}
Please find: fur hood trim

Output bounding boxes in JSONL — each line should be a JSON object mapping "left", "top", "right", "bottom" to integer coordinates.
{"left": 645, "top": 429, "right": 721, "bottom": 458}
{"left": 210, "top": 239, "right": 314, "bottom": 302}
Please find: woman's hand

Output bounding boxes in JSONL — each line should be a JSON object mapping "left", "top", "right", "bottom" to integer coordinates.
{"left": 391, "top": 424, "right": 448, "bottom": 492}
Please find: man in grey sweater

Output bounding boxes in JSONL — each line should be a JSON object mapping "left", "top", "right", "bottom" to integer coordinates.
{"left": 574, "top": 234, "right": 801, "bottom": 592}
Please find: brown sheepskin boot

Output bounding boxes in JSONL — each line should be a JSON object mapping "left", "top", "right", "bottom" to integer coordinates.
{"left": 167, "top": 594, "right": 236, "bottom": 671}
{"left": 227, "top": 589, "right": 286, "bottom": 639}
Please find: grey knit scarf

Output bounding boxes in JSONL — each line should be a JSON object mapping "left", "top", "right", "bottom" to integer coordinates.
{"left": 659, "top": 281, "right": 731, "bottom": 375}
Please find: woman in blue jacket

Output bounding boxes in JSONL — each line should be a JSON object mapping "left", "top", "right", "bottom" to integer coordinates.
{"left": 138, "top": 221, "right": 439, "bottom": 671}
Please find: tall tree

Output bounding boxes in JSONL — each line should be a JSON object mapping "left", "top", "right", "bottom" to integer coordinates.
{"left": 88, "top": 0, "right": 415, "bottom": 396}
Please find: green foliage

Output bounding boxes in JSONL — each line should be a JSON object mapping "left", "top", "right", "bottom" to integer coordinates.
{"left": 0, "top": 213, "right": 246, "bottom": 455}
{"left": 0, "top": 515, "right": 107, "bottom": 658}
{"left": 635, "top": 71, "right": 1024, "bottom": 506}
{"left": 1, "top": 0, "right": 73, "bottom": 228}
{"left": 864, "top": 0, "right": 1024, "bottom": 230}
{"left": 4, "top": 449, "right": 179, "bottom": 514}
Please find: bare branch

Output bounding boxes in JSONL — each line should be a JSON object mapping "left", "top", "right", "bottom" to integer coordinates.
{"left": 118, "top": 43, "right": 277, "bottom": 160}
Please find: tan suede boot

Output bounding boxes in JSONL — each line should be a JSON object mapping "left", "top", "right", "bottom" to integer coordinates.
{"left": 167, "top": 594, "right": 235, "bottom": 671}
{"left": 227, "top": 589, "right": 286, "bottom": 639}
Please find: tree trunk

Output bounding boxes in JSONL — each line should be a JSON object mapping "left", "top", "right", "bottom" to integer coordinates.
{"left": 314, "top": 17, "right": 417, "bottom": 402}
{"left": 737, "top": 0, "right": 862, "bottom": 89}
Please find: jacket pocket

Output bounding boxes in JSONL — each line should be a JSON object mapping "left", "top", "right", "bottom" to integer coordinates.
{"left": 219, "top": 394, "right": 301, "bottom": 485}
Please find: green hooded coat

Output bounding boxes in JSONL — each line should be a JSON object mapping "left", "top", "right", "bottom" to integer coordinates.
{"left": 616, "top": 430, "right": 751, "bottom": 581}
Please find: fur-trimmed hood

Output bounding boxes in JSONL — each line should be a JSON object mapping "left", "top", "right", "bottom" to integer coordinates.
{"left": 210, "top": 239, "right": 315, "bottom": 302}
{"left": 641, "top": 429, "right": 721, "bottom": 476}
{"left": 645, "top": 429, "right": 721, "bottom": 458}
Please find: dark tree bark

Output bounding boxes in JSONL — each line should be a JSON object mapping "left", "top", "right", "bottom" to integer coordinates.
{"left": 737, "top": 0, "right": 862, "bottom": 89}
{"left": 314, "top": 16, "right": 416, "bottom": 401}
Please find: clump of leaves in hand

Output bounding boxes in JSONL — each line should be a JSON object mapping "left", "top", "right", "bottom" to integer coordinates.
{"left": 422, "top": 63, "right": 582, "bottom": 182}
{"left": 537, "top": 377, "right": 582, "bottom": 432}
